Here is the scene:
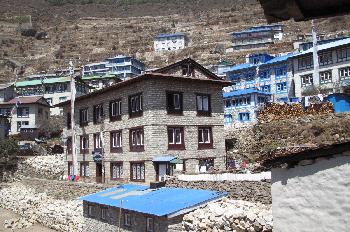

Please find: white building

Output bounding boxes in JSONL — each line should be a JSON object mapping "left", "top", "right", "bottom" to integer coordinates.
{"left": 154, "top": 33, "right": 187, "bottom": 52}
{"left": 291, "top": 37, "right": 350, "bottom": 98}
{"left": 0, "top": 96, "right": 50, "bottom": 138}
{"left": 261, "top": 140, "right": 350, "bottom": 232}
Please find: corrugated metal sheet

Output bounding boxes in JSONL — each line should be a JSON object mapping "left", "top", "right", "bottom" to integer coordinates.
{"left": 80, "top": 184, "right": 227, "bottom": 217}
{"left": 16, "top": 76, "right": 70, "bottom": 87}
{"left": 155, "top": 33, "right": 186, "bottom": 39}
{"left": 223, "top": 88, "right": 271, "bottom": 98}
{"left": 152, "top": 156, "right": 176, "bottom": 162}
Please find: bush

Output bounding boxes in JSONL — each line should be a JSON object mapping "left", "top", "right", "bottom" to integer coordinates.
{"left": 0, "top": 139, "right": 20, "bottom": 179}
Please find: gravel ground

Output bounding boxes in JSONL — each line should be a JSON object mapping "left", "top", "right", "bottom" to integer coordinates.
{"left": 0, "top": 208, "right": 55, "bottom": 232}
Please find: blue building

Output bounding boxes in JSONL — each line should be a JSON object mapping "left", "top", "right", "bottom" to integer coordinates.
{"left": 223, "top": 88, "right": 271, "bottom": 126}
{"left": 82, "top": 55, "right": 145, "bottom": 80}
{"left": 231, "top": 24, "right": 283, "bottom": 50}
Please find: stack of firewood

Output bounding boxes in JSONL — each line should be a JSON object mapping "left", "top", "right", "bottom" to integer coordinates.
{"left": 258, "top": 102, "right": 334, "bottom": 123}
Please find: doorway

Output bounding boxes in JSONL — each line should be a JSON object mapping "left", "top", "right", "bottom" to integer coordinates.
{"left": 96, "top": 162, "right": 103, "bottom": 183}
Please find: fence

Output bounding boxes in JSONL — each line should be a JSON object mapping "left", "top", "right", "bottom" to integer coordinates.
{"left": 178, "top": 171, "right": 271, "bottom": 182}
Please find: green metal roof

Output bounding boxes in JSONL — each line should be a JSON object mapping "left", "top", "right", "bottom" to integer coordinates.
{"left": 16, "top": 76, "right": 71, "bottom": 87}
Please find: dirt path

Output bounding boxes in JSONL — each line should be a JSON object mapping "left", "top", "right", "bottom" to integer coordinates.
{"left": 0, "top": 208, "right": 56, "bottom": 232}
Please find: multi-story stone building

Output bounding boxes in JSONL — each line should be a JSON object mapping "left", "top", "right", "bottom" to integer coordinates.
{"left": 0, "top": 83, "right": 15, "bottom": 103}
{"left": 231, "top": 24, "right": 283, "bottom": 51}
{"left": 57, "top": 59, "right": 229, "bottom": 183}
{"left": 16, "top": 76, "right": 88, "bottom": 116}
{"left": 291, "top": 37, "right": 350, "bottom": 98}
{"left": 0, "top": 96, "right": 50, "bottom": 138}
{"left": 154, "top": 33, "right": 187, "bottom": 52}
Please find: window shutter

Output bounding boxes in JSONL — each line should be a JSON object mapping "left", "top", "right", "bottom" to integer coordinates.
{"left": 179, "top": 93, "right": 183, "bottom": 111}
{"left": 109, "top": 102, "right": 112, "bottom": 119}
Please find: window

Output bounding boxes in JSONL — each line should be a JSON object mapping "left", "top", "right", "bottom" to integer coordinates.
{"left": 93, "top": 104, "right": 104, "bottom": 124}
{"left": 225, "top": 100, "right": 231, "bottom": 108}
{"left": 80, "top": 162, "right": 89, "bottom": 177}
{"left": 276, "top": 82, "right": 287, "bottom": 93}
{"left": 47, "top": 98, "right": 53, "bottom": 106}
{"left": 198, "top": 127, "right": 213, "bottom": 149}
{"left": 259, "top": 70, "right": 270, "bottom": 79}
{"left": 168, "top": 127, "right": 184, "bottom": 150}
{"left": 67, "top": 137, "right": 72, "bottom": 154}
{"left": 130, "top": 162, "right": 145, "bottom": 181}
{"left": 59, "top": 97, "right": 67, "bottom": 102}
{"left": 199, "top": 158, "right": 214, "bottom": 172}
{"left": 0, "top": 108, "right": 11, "bottom": 116}
{"left": 298, "top": 56, "right": 313, "bottom": 70}
{"left": 17, "top": 107, "right": 29, "bottom": 118}
{"left": 17, "top": 121, "right": 29, "bottom": 132}
{"left": 109, "top": 99, "right": 122, "bottom": 121}
{"left": 301, "top": 74, "right": 313, "bottom": 87}
{"left": 238, "top": 112, "right": 250, "bottom": 122}
{"left": 110, "top": 131, "right": 122, "bottom": 152}
{"left": 146, "top": 218, "right": 154, "bottom": 232}
{"left": 129, "top": 127, "right": 144, "bottom": 152}
{"left": 196, "top": 94, "right": 211, "bottom": 116}
{"left": 320, "top": 71, "right": 332, "bottom": 84}
{"left": 124, "top": 213, "right": 131, "bottom": 226}
{"left": 336, "top": 47, "right": 350, "bottom": 62}
{"left": 88, "top": 205, "right": 94, "bottom": 217}
{"left": 339, "top": 67, "right": 350, "bottom": 80}
{"left": 261, "top": 85, "right": 271, "bottom": 93}
{"left": 258, "top": 96, "right": 268, "bottom": 104}
{"left": 128, "top": 93, "right": 143, "bottom": 117}
{"left": 275, "top": 66, "right": 287, "bottom": 77}
{"left": 111, "top": 162, "right": 123, "bottom": 179}
{"left": 38, "top": 108, "right": 43, "bottom": 115}
{"left": 80, "top": 135, "right": 89, "bottom": 153}
{"left": 166, "top": 91, "right": 183, "bottom": 114}
{"left": 101, "top": 207, "right": 107, "bottom": 221}
{"left": 79, "top": 108, "right": 88, "bottom": 126}
{"left": 94, "top": 133, "right": 103, "bottom": 150}
{"left": 319, "top": 51, "right": 333, "bottom": 66}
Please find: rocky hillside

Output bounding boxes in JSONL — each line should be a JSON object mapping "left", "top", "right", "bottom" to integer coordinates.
{"left": 1, "top": 0, "right": 350, "bottom": 82}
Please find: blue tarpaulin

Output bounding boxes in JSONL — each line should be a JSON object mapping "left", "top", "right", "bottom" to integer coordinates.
{"left": 80, "top": 184, "right": 227, "bottom": 217}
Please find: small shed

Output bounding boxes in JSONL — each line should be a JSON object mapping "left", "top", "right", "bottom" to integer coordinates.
{"left": 260, "top": 140, "right": 350, "bottom": 232}
{"left": 80, "top": 184, "right": 227, "bottom": 232}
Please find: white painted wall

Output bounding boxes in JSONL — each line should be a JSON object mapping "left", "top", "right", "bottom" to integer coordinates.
{"left": 178, "top": 171, "right": 271, "bottom": 182}
{"left": 154, "top": 36, "right": 186, "bottom": 52}
{"left": 271, "top": 154, "right": 350, "bottom": 232}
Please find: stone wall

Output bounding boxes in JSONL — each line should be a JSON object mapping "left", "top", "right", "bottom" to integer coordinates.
{"left": 166, "top": 178, "right": 271, "bottom": 204}
{"left": 15, "top": 154, "right": 65, "bottom": 180}
{"left": 182, "top": 198, "right": 272, "bottom": 232}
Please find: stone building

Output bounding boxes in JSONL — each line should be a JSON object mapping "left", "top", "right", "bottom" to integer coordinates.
{"left": 0, "top": 115, "right": 10, "bottom": 139}
{"left": 0, "top": 83, "right": 15, "bottom": 103}
{"left": 154, "top": 33, "right": 187, "bottom": 52}
{"left": 0, "top": 96, "right": 50, "bottom": 138}
{"left": 81, "top": 184, "right": 227, "bottom": 232}
{"left": 231, "top": 24, "right": 283, "bottom": 51}
{"left": 260, "top": 140, "right": 350, "bottom": 232}
{"left": 57, "top": 59, "right": 229, "bottom": 183}
{"left": 291, "top": 37, "right": 350, "bottom": 98}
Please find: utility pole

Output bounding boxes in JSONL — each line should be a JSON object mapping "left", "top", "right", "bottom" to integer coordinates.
{"left": 69, "top": 61, "right": 78, "bottom": 179}
{"left": 312, "top": 20, "right": 320, "bottom": 89}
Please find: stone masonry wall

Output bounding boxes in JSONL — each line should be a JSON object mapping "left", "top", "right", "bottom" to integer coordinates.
{"left": 166, "top": 178, "right": 271, "bottom": 204}
{"left": 64, "top": 77, "right": 226, "bottom": 182}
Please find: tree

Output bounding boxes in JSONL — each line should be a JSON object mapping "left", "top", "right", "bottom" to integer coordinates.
{"left": 0, "top": 139, "right": 20, "bottom": 180}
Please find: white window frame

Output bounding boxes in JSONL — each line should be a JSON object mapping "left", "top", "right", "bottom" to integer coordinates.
{"left": 131, "top": 129, "right": 144, "bottom": 146}
{"left": 101, "top": 207, "right": 107, "bottom": 220}
{"left": 320, "top": 71, "right": 332, "bottom": 84}
{"left": 168, "top": 128, "right": 182, "bottom": 145}
{"left": 94, "top": 133, "right": 102, "bottom": 149}
{"left": 196, "top": 95, "right": 209, "bottom": 111}
{"left": 146, "top": 218, "right": 154, "bottom": 232}
{"left": 81, "top": 162, "right": 89, "bottom": 177}
{"left": 124, "top": 213, "right": 131, "bottom": 226}
{"left": 198, "top": 128, "right": 211, "bottom": 144}
{"left": 88, "top": 205, "right": 94, "bottom": 217}
{"left": 173, "top": 94, "right": 181, "bottom": 110}
{"left": 112, "top": 163, "right": 123, "bottom": 179}
{"left": 339, "top": 67, "right": 350, "bottom": 80}
{"left": 81, "top": 108, "right": 88, "bottom": 123}
{"left": 301, "top": 74, "right": 313, "bottom": 87}
{"left": 112, "top": 131, "right": 122, "bottom": 148}
{"left": 81, "top": 136, "right": 89, "bottom": 149}
{"left": 111, "top": 100, "right": 122, "bottom": 117}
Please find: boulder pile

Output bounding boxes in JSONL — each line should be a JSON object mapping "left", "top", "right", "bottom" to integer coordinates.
{"left": 15, "top": 154, "right": 65, "bottom": 180}
{"left": 183, "top": 198, "right": 273, "bottom": 232}
{"left": 3, "top": 217, "right": 35, "bottom": 230}
{"left": 0, "top": 183, "right": 83, "bottom": 232}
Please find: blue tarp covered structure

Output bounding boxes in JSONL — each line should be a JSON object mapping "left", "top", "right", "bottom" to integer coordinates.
{"left": 80, "top": 184, "right": 227, "bottom": 217}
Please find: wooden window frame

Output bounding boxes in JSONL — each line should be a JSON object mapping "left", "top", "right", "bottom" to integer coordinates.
{"left": 80, "top": 135, "right": 89, "bottom": 154}
{"left": 124, "top": 212, "right": 131, "bottom": 227}
{"left": 93, "top": 104, "right": 104, "bottom": 124}
{"left": 128, "top": 93, "right": 143, "bottom": 118}
{"left": 110, "top": 162, "right": 123, "bottom": 180}
{"left": 129, "top": 127, "right": 144, "bottom": 152}
{"left": 100, "top": 206, "right": 108, "bottom": 221}
{"left": 130, "top": 162, "right": 145, "bottom": 182}
{"left": 167, "top": 126, "right": 185, "bottom": 150}
{"left": 88, "top": 204, "right": 94, "bottom": 218}
{"left": 146, "top": 217, "right": 154, "bottom": 232}
{"left": 198, "top": 127, "right": 213, "bottom": 149}
{"left": 110, "top": 130, "right": 123, "bottom": 153}
{"left": 109, "top": 99, "right": 122, "bottom": 122}
{"left": 166, "top": 91, "right": 183, "bottom": 115}
{"left": 93, "top": 133, "right": 103, "bottom": 152}
{"left": 79, "top": 108, "right": 89, "bottom": 127}
{"left": 80, "top": 162, "right": 89, "bottom": 177}
{"left": 196, "top": 94, "right": 211, "bottom": 116}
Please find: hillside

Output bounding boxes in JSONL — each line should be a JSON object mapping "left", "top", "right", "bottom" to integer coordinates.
{"left": 1, "top": 0, "right": 350, "bottom": 83}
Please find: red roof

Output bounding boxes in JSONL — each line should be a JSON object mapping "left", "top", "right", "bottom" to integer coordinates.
{"left": 0, "top": 96, "right": 46, "bottom": 105}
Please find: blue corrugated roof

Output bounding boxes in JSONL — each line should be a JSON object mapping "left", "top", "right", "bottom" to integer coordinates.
{"left": 152, "top": 156, "right": 176, "bottom": 162}
{"left": 155, "top": 33, "right": 185, "bottom": 39}
{"left": 229, "top": 63, "right": 254, "bottom": 72}
{"left": 264, "top": 53, "right": 296, "bottom": 64}
{"left": 232, "top": 24, "right": 282, "bottom": 35}
{"left": 223, "top": 88, "right": 271, "bottom": 98}
{"left": 80, "top": 184, "right": 227, "bottom": 217}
